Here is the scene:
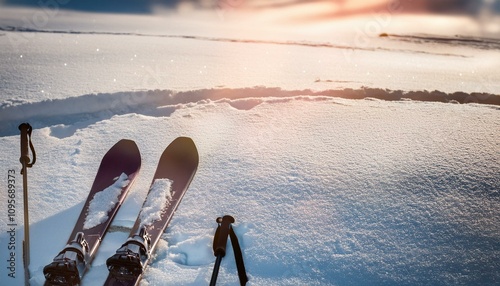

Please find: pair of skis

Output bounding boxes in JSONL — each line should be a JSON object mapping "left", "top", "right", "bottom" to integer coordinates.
{"left": 42, "top": 137, "right": 199, "bottom": 286}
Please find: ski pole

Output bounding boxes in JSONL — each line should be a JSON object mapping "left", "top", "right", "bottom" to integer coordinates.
{"left": 210, "top": 215, "right": 235, "bottom": 286}
{"left": 19, "top": 123, "right": 36, "bottom": 286}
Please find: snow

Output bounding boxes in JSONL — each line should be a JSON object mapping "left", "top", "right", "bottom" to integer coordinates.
{"left": 0, "top": 3, "right": 499, "bottom": 286}
{"left": 83, "top": 173, "right": 130, "bottom": 230}
{"left": 1, "top": 7, "right": 500, "bottom": 103}
{"left": 140, "top": 179, "right": 173, "bottom": 227}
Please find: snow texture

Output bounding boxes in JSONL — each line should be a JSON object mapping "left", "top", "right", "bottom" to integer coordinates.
{"left": 140, "top": 179, "right": 173, "bottom": 227}
{"left": 83, "top": 173, "right": 130, "bottom": 230}
{"left": 0, "top": 4, "right": 498, "bottom": 286}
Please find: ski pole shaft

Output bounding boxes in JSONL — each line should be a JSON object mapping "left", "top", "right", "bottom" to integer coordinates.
{"left": 22, "top": 171, "right": 29, "bottom": 286}
{"left": 209, "top": 255, "right": 223, "bottom": 286}
{"left": 19, "top": 123, "right": 34, "bottom": 286}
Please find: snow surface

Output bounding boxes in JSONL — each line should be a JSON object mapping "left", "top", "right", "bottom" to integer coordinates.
{"left": 0, "top": 3, "right": 499, "bottom": 286}
{"left": 83, "top": 173, "right": 130, "bottom": 230}
{"left": 1, "top": 7, "right": 500, "bottom": 103}
{"left": 140, "top": 179, "right": 173, "bottom": 227}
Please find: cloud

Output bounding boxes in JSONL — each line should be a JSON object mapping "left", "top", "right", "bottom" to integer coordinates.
{"left": 2, "top": 0, "right": 499, "bottom": 15}
{"left": 2, "top": 0, "right": 179, "bottom": 13}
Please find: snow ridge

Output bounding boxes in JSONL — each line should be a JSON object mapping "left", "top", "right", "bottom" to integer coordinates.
{"left": 1, "top": 87, "right": 498, "bottom": 137}
{"left": 83, "top": 173, "right": 130, "bottom": 230}
{"left": 0, "top": 26, "right": 476, "bottom": 56}
{"left": 385, "top": 33, "right": 500, "bottom": 50}
{"left": 139, "top": 179, "right": 173, "bottom": 227}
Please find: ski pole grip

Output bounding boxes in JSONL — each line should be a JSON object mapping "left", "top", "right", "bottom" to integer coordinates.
{"left": 213, "top": 215, "right": 235, "bottom": 257}
{"left": 19, "top": 123, "right": 31, "bottom": 166}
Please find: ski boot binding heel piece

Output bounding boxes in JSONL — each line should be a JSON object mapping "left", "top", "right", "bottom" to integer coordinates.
{"left": 43, "top": 232, "right": 89, "bottom": 286}
{"left": 106, "top": 226, "right": 151, "bottom": 280}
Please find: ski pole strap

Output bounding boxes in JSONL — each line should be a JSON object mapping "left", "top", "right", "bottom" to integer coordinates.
{"left": 19, "top": 123, "right": 36, "bottom": 170}
{"left": 212, "top": 215, "right": 248, "bottom": 286}
{"left": 229, "top": 225, "right": 248, "bottom": 286}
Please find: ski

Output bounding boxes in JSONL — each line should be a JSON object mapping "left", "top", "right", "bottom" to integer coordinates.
{"left": 104, "top": 137, "right": 199, "bottom": 286}
{"left": 43, "top": 139, "right": 142, "bottom": 286}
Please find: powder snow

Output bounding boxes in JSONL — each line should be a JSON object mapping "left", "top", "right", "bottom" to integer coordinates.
{"left": 139, "top": 179, "right": 173, "bottom": 227}
{"left": 83, "top": 173, "right": 130, "bottom": 230}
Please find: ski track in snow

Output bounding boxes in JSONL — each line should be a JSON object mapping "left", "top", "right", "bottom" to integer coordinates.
{"left": 0, "top": 26, "right": 484, "bottom": 58}
{"left": 384, "top": 33, "right": 500, "bottom": 50}
{"left": 0, "top": 87, "right": 498, "bottom": 138}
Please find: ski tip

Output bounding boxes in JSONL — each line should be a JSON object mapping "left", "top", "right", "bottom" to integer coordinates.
{"left": 171, "top": 136, "right": 195, "bottom": 146}
{"left": 169, "top": 136, "right": 199, "bottom": 160}
{"left": 95, "top": 139, "right": 142, "bottom": 180}
{"left": 114, "top": 139, "right": 140, "bottom": 152}
{"left": 108, "top": 139, "right": 141, "bottom": 162}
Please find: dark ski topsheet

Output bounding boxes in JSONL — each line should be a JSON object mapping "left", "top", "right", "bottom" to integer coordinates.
{"left": 69, "top": 139, "right": 141, "bottom": 251}
{"left": 104, "top": 137, "right": 199, "bottom": 286}
{"left": 43, "top": 139, "right": 141, "bottom": 285}
{"left": 68, "top": 139, "right": 141, "bottom": 251}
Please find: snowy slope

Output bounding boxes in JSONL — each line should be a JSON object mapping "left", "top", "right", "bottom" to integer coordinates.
{"left": 1, "top": 7, "right": 499, "bottom": 103}
{"left": 1, "top": 94, "right": 499, "bottom": 286}
{"left": 0, "top": 5, "right": 499, "bottom": 286}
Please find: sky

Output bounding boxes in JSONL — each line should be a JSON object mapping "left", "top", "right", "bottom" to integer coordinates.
{"left": 1, "top": 0, "right": 499, "bottom": 15}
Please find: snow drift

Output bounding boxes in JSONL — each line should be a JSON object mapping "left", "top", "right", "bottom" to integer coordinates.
{"left": 1, "top": 87, "right": 498, "bottom": 137}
